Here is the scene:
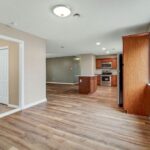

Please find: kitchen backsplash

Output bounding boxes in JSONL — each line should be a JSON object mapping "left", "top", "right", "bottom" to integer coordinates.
{"left": 95, "top": 69, "right": 118, "bottom": 75}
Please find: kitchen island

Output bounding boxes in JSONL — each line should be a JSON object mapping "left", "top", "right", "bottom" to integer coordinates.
{"left": 78, "top": 75, "right": 97, "bottom": 94}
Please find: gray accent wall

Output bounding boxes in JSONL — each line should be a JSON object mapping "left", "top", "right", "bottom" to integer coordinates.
{"left": 46, "top": 57, "right": 80, "bottom": 83}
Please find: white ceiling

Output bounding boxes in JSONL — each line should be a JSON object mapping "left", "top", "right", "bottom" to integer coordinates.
{"left": 0, "top": 0, "right": 150, "bottom": 58}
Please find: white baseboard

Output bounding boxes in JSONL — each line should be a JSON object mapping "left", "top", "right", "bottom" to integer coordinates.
{"left": 0, "top": 98, "right": 47, "bottom": 118}
{"left": 47, "top": 82, "right": 78, "bottom": 85}
{"left": 23, "top": 98, "right": 47, "bottom": 110}
{"left": 0, "top": 108, "right": 21, "bottom": 118}
{"left": 8, "top": 104, "right": 19, "bottom": 109}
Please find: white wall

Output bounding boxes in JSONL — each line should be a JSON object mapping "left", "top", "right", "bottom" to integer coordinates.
{"left": 80, "top": 54, "right": 95, "bottom": 75}
{"left": 0, "top": 23, "right": 46, "bottom": 106}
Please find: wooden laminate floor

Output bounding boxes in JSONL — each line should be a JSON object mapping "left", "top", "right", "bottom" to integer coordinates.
{"left": 0, "top": 84, "right": 150, "bottom": 150}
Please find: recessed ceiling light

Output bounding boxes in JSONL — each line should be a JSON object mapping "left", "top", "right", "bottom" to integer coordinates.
{"left": 96, "top": 42, "right": 101, "bottom": 46}
{"left": 73, "top": 13, "right": 81, "bottom": 18}
{"left": 52, "top": 5, "right": 71, "bottom": 17}
{"left": 74, "top": 57, "right": 80, "bottom": 61}
{"left": 102, "top": 47, "right": 106, "bottom": 51}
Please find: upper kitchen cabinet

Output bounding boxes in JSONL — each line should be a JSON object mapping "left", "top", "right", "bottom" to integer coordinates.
{"left": 111, "top": 58, "right": 117, "bottom": 69}
{"left": 96, "top": 58, "right": 117, "bottom": 69}
{"left": 96, "top": 59, "right": 101, "bottom": 69}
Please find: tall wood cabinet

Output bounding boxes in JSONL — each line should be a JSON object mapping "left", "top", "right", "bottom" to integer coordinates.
{"left": 123, "top": 32, "right": 150, "bottom": 116}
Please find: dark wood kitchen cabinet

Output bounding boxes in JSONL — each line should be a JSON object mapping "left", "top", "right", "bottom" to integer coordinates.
{"left": 97, "top": 75, "right": 101, "bottom": 85}
{"left": 79, "top": 76, "right": 97, "bottom": 94}
{"left": 96, "top": 58, "right": 117, "bottom": 69}
{"left": 112, "top": 59, "right": 117, "bottom": 69}
{"left": 111, "top": 75, "right": 117, "bottom": 86}
{"left": 96, "top": 59, "right": 101, "bottom": 69}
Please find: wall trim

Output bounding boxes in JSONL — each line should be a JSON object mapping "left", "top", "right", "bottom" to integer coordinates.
{"left": 47, "top": 82, "right": 78, "bottom": 85}
{"left": 23, "top": 98, "right": 47, "bottom": 110}
{"left": 8, "top": 104, "right": 19, "bottom": 109}
{"left": 0, "top": 98, "right": 47, "bottom": 118}
{"left": 0, "top": 46, "right": 8, "bottom": 50}
{"left": 0, "top": 108, "right": 21, "bottom": 118}
{"left": 0, "top": 48, "right": 9, "bottom": 105}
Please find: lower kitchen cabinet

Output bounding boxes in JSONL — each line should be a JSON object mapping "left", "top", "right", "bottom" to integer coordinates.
{"left": 96, "top": 75, "right": 117, "bottom": 87}
{"left": 97, "top": 75, "right": 101, "bottom": 85}
{"left": 111, "top": 75, "right": 117, "bottom": 86}
{"left": 79, "top": 76, "right": 97, "bottom": 94}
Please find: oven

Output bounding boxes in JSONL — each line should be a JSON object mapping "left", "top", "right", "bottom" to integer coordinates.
{"left": 101, "top": 75, "right": 111, "bottom": 86}
{"left": 101, "top": 62, "right": 112, "bottom": 69}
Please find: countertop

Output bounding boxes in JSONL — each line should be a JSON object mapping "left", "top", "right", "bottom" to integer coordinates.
{"left": 95, "top": 74, "right": 117, "bottom": 76}
{"left": 95, "top": 69, "right": 118, "bottom": 75}
{"left": 78, "top": 75, "right": 97, "bottom": 77}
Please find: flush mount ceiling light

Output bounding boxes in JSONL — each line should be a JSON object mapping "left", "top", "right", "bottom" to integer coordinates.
{"left": 52, "top": 5, "right": 72, "bottom": 17}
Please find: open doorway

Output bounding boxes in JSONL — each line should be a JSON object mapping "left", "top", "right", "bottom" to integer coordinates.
{"left": 0, "top": 35, "right": 24, "bottom": 118}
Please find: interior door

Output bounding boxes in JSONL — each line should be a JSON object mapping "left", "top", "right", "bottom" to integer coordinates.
{"left": 0, "top": 49, "right": 8, "bottom": 104}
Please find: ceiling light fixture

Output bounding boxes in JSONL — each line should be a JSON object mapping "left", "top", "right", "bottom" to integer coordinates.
{"left": 73, "top": 13, "right": 80, "bottom": 18}
{"left": 74, "top": 57, "right": 80, "bottom": 61}
{"left": 102, "top": 47, "right": 106, "bottom": 51}
{"left": 96, "top": 42, "right": 101, "bottom": 46}
{"left": 52, "top": 5, "right": 72, "bottom": 17}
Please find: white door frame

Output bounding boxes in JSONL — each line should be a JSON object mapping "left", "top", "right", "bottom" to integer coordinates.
{"left": 0, "top": 35, "right": 24, "bottom": 111}
{"left": 0, "top": 47, "right": 9, "bottom": 105}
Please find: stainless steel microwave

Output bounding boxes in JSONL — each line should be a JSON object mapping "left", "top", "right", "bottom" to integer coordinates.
{"left": 101, "top": 62, "right": 112, "bottom": 69}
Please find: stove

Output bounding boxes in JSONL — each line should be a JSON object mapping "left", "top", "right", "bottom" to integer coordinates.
{"left": 101, "top": 70, "right": 112, "bottom": 86}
